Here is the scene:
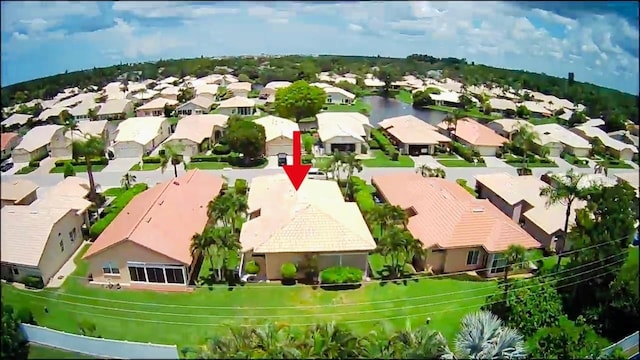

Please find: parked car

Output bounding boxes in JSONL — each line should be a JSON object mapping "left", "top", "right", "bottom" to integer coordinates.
{"left": 1, "top": 159, "right": 14, "bottom": 172}
{"left": 277, "top": 153, "right": 287, "bottom": 167}
{"left": 307, "top": 168, "right": 333, "bottom": 180}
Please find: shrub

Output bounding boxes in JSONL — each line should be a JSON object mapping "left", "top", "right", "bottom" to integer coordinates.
{"left": 234, "top": 178, "right": 248, "bottom": 195}
{"left": 21, "top": 275, "right": 44, "bottom": 289}
{"left": 212, "top": 143, "right": 230, "bottom": 155}
{"left": 451, "top": 142, "right": 474, "bottom": 162}
{"left": 54, "top": 157, "right": 108, "bottom": 167}
{"left": 320, "top": 266, "right": 364, "bottom": 284}
{"left": 16, "top": 307, "right": 36, "bottom": 325}
{"left": 389, "top": 150, "right": 399, "bottom": 161}
{"left": 142, "top": 156, "right": 161, "bottom": 164}
{"left": 368, "top": 139, "right": 380, "bottom": 149}
{"left": 191, "top": 154, "right": 227, "bottom": 162}
{"left": 495, "top": 149, "right": 503, "bottom": 158}
{"left": 360, "top": 143, "right": 368, "bottom": 154}
{"left": 245, "top": 260, "right": 260, "bottom": 275}
{"left": 301, "top": 154, "right": 314, "bottom": 164}
{"left": 63, "top": 162, "right": 76, "bottom": 178}
{"left": 370, "top": 129, "right": 395, "bottom": 155}
{"left": 227, "top": 152, "right": 242, "bottom": 166}
{"left": 302, "top": 134, "right": 315, "bottom": 154}
{"left": 89, "top": 184, "right": 148, "bottom": 238}
{"left": 28, "top": 160, "right": 40, "bottom": 168}
{"left": 280, "top": 263, "right": 297, "bottom": 279}
{"left": 456, "top": 178, "right": 468, "bottom": 187}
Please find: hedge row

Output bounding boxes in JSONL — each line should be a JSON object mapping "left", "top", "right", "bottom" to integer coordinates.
{"left": 90, "top": 183, "right": 148, "bottom": 238}
{"left": 320, "top": 266, "right": 363, "bottom": 285}
{"left": 350, "top": 176, "right": 376, "bottom": 212}
{"left": 191, "top": 154, "right": 230, "bottom": 163}
{"left": 191, "top": 153, "right": 264, "bottom": 167}
{"left": 54, "top": 157, "right": 109, "bottom": 167}
{"left": 371, "top": 129, "right": 399, "bottom": 160}
{"left": 451, "top": 142, "right": 484, "bottom": 163}
{"left": 212, "top": 144, "right": 230, "bottom": 155}
{"left": 302, "top": 154, "right": 314, "bottom": 164}
{"left": 28, "top": 160, "right": 41, "bottom": 168}
{"left": 142, "top": 156, "right": 162, "bottom": 164}
{"left": 505, "top": 154, "right": 553, "bottom": 164}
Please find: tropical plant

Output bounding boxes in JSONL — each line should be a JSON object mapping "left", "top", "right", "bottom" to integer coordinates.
{"left": 365, "top": 203, "right": 408, "bottom": 241}
{"left": 120, "top": 172, "right": 137, "bottom": 190}
{"left": 87, "top": 107, "right": 98, "bottom": 121}
{"left": 342, "top": 152, "right": 362, "bottom": 198}
{"left": 159, "top": 143, "right": 186, "bottom": 178}
{"left": 443, "top": 311, "right": 527, "bottom": 360}
{"left": 416, "top": 164, "right": 446, "bottom": 178}
{"left": 191, "top": 230, "right": 214, "bottom": 279}
{"left": 63, "top": 162, "right": 76, "bottom": 178}
{"left": 329, "top": 151, "right": 345, "bottom": 183}
{"left": 501, "top": 244, "right": 527, "bottom": 298}
{"left": 511, "top": 123, "right": 540, "bottom": 169}
{"left": 72, "top": 134, "right": 106, "bottom": 202}
{"left": 539, "top": 169, "right": 586, "bottom": 269}
{"left": 375, "top": 227, "right": 423, "bottom": 278}
{"left": 244, "top": 260, "right": 260, "bottom": 275}
{"left": 302, "top": 322, "right": 367, "bottom": 359}
{"left": 1, "top": 304, "right": 29, "bottom": 359}
{"left": 210, "top": 226, "right": 240, "bottom": 281}
{"left": 594, "top": 159, "right": 610, "bottom": 176}
{"left": 387, "top": 320, "right": 450, "bottom": 358}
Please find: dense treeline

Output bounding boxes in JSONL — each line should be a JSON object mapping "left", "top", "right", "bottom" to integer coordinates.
{"left": 2, "top": 54, "right": 637, "bottom": 125}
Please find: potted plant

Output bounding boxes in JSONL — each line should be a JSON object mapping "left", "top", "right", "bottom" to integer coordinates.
{"left": 280, "top": 262, "right": 297, "bottom": 286}
{"left": 245, "top": 260, "right": 260, "bottom": 275}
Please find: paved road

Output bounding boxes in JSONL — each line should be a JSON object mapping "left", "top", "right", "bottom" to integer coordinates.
{"left": 3, "top": 163, "right": 637, "bottom": 189}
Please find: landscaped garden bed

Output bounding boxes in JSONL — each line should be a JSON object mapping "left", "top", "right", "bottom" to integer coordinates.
{"left": 437, "top": 159, "right": 486, "bottom": 167}
{"left": 561, "top": 152, "right": 590, "bottom": 168}
{"left": 456, "top": 179, "right": 478, "bottom": 197}
{"left": 15, "top": 165, "right": 38, "bottom": 174}
{"left": 597, "top": 158, "right": 633, "bottom": 169}
{"left": 186, "top": 154, "right": 267, "bottom": 170}
{"left": 89, "top": 183, "right": 148, "bottom": 238}
{"left": 504, "top": 154, "right": 558, "bottom": 168}
{"left": 50, "top": 157, "right": 109, "bottom": 173}
{"left": 440, "top": 141, "right": 486, "bottom": 167}
{"left": 363, "top": 129, "right": 414, "bottom": 167}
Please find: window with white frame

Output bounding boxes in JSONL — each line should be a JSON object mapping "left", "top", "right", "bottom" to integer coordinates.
{"left": 489, "top": 254, "right": 507, "bottom": 274}
{"left": 127, "top": 262, "right": 186, "bottom": 285}
{"left": 466, "top": 250, "right": 479, "bottom": 265}
{"left": 102, "top": 262, "right": 120, "bottom": 275}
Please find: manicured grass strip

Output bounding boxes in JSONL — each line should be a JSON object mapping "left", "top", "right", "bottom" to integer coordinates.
{"left": 324, "top": 99, "right": 372, "bottom": 113}
{"left": 562, "top": 153, "right": 590, "bottom": 168}
{"left": 456, "top": 179, "right": 478, "bottom": 197}
{"left": 437, "top": 159, "right": 487, "bottom": 168}
{"left": 528, "top": 117, "right": 561, "bottom": 125}
{"left": 50, "top": 165, "right": 106, "bottom": 173}
{"left": 129, "top": 163, "right": 161, "bottom": 171}
{"left": 187, "top": 161, "right": 229, "bottom": 170}
{"left": 598, "top": 160, "right": 633, "bottom": 169}
{"left": 362, "top": 150, "right": 414, "bottom": 168}
{"left": 28, "top": 344, "right": 96, "bottom": 359}
{"left": 89, "top": 184, "right": 148, "bottom": 238}
{"left": 103, "top": 188, "right": 124, "bottom": 197}
{"left": 15, "top": 166, "right": 38, "bottom": 174}
{"left": 434, "top": 153, "right": 459, "bottom": 159}
{"left": 394, "top": 90, "right": 413, "bottom": 104}
{"left": 506, "top": 162, "right": 559, "bottom": 168}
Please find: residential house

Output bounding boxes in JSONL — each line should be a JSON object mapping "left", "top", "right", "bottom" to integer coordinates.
{"left": 429, "top": 91, "right": 464, "bottom": 107}
{"left": 310, "top": 82, "right": 333, "bottom": 89}
{"left": 83, "top": 170, "right": 225, "bottom": 289}
{"left": 475, "top": 173, "right": 591, "bottom": 252}
{"left": 378, "top": 115, "right": 451, "bottom": 155}
{"left": 12, "top": 124, "right": 61, "bottom": 163}
{"left": 175, "top": 96, "right": 215, "bottom": 118}
{"left": 227, "top": 82, "right": 252, "bottom": 98}
{"left": 69, "top": 100, "right": 100, "bottom": 122}
{"left": 571, "top": 125, "right": 638, "bottom": 161}
{"left": 486, "top": 119, "right": 532, "bottom": 141}
{"left": 113, "top": 116, "right": 170, "bottom": 158}
{"left": 363, "top": 77, "right": 384, "bottom": 88}
{"left": 216, "top": 96, "right": 256, "bottom": 117}
{"left": 55, "top": 92, "right": 97, "bottom": 109}
{"left": 161, "top": 114, "right": 228, "bottom": 156}
{"left": 153, "top": 83, "right": 172, "bottom": 91}
{"left": 2, "top": 113, "right": 32, "bottom": 129}
{"left": 254, "top": 115, "right": 300, "bottom": 156}
{"left": 97, "top": 99, "right": 134, "bottom": 121}
{"left": 436, "top": 117, "right": 508, "bottom": 156}
{"left": 208, "top": 74, "right": 238, "bottom": 87}
{"left": 317, "top": 112, "right": 372, "bottom": 154}
{"left": 33, "top": 176, "right": 95, "bottom": 227}
{"left": 608, "top": 130, "right": 639, "bottom": 148}
{"left": 159, "top": 76, "right": 180, "bottom": 85}
{"left": 1, "top": 179, "right": 38, "bottom": 207}
{"left": 240, "top": 174, "right": 376, "bottom": 280}
{"left": 194, "top": 84, "right": 219, "bottom": 100}
{"left": 38, "top": 107, "right": 69, "bottom": 123}
{"left": 372, "top": 173, "right": 541, "bottom": 276}
{"left": 438, "top": 78, "right": 464, "bottom": 93}
{"left": 259, "top": 81, "right": 292, "bottom": 101}
{"left": 522, "top": 101, "right": 552, "bottom": 118}
{"left": 614, "top": 172, "right": 639, "bottom": 198}
{"left": 135, "top": 98, "right": 178, "bottom": 117}
{"left": 324, "top": 87, "right": 356, "bottom": 105}
{"left": 534, "top": 123, "right": 591, "bottom": 157}
{"left": 130, "top": 89, "right": 160, "bottom": 104}
{"left": 1, "top": 203, "right": 86, "bottom": 285}
{"left": 1, "top": 132, "right": 21, "bottom": 159}
{"left": 160, "top": 86, "right": 181, "bottom": 101}
{"left": 580, "top": 118, "right": 606, "bottom": 128}
{"left": 488, "top": 98, "right": 517, "bottom": 116}
{"left": 49, "top": 120, "right": 110, "bottom": 158}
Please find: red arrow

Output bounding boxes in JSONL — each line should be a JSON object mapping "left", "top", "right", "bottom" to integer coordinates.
{"left": 283, "top": 131, "right": 311, "bottom": 190}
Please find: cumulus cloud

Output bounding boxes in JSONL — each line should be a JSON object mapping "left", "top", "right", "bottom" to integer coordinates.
{"left": 0, "top": 1, "right": 637, "bottom": 94}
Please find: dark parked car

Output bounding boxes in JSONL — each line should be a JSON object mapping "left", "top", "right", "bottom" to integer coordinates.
{"left": 277, "top": 153, "right": 288, "bottom": 167}
{"left": 0, "top": 160, "right": 14, "bottom": 172}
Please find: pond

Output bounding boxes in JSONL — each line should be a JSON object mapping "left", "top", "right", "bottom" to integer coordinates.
{"left": 361, "top": 96, "right": 448, "bottom": 126}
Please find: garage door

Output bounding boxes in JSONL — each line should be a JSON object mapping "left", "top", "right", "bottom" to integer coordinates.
{"left": 114, "top": 142, "right": 144, "bottom": 158}
{"left": 331, "top": 143, "right": 355, "bottom": 153}
{"left": 12, "top": 150, "right": 32, "bottom": 164}
{"left": 266, "top": 138, "right": 293, "bottom": 156}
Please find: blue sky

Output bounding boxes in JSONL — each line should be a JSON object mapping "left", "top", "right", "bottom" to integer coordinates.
{"left": 1, "top": 1, "right": 638, "bottom": 94}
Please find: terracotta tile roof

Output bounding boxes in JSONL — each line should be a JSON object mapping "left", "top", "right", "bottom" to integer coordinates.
{"left": 372, "top": 173, "right": 540, "bottom": 252}
{"left": 436, "top": 117, "right": 508, "bottom": 147}
{"left": 1, "top": 132, "right": 19, "bottom": 151}
{"left": 379, "top": 115, "right": 451, "bottom": 145}
{"left": 83, "top": 170, "right": 224, "bottom": 264}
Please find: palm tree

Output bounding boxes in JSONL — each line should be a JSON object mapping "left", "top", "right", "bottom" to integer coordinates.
{"left": 329, "top": 151, "right": 345, "bottom": 183}
{"left": 61, "top": 112, "right": 80, "bottom": 143}
{"left": 87, "top": 108, "right": 98, "bottom": 122}
{"left": 511, "top": 123, "right": 540, "bottom": 170}
{"left": 210, "top": 226, "right": 240, "bottom": 281}
{"left": 539, "top": 169, "right": 586, "bottom": 270}
{"left": 249, "top": 323, "right": 302, "bottom": 359}
{"left": 443, "top": 110, "right": 465, "bottom": 141}
{"left": 375, "top": 227, "right": 423, "bottom": 278}
{"left": 594, "top": 158, "right": 610, "bottom": 176}
{"left": 387, "top": 320, "right": 449, "bottom": 358}
{"left": 120, "top": 172, "right": 137, "bottom": 190}
{"left": 416, "top": 164, "right": 446, "bottom": 178}
{"left": 207, "top": 192, "right": 248, "bottom": 233}
{"left": 366, "top": 203, "right": 408, "bottom": 240}
{"left": 303, "top": 322, "right": 365, "bottom": 359}
{"left": 72, "top": 135, "right": 106, "bottom": 203}
{"left": 160, "top": 143, "right": 186, "bottom": 178}
{"left": 190, "top": 230, "right": 215, "bottom": 278}
{"left": 443, "top": 311, "right": 527, "bottom": 360}
{"left": 342, "top": 152, "right": 363, "bottom": 199}
{"left": 501, "top": 244, "right": 527, "bottom": 299}
{"left": 198, "top": 326, "right": 256, "bottom": 358}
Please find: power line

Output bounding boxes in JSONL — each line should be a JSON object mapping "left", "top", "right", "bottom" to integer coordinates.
{"left": 15, "top": 252, "right": 626, "bottom": 320}
{"left": 52, "top": 235, "right": 632, "bottom": 289}
{"left": 30, "top": 249, "right": 629, "bottom": 311}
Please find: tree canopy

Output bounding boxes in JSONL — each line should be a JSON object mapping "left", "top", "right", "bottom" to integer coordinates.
{"left": 1, "top": 304, "right": 29, "bottom": 360}
{"left": 225, "top": 118, "right": 266, "bottom": 160}
{"left": 273, "top": 80, "right": 326, "bottom": 122}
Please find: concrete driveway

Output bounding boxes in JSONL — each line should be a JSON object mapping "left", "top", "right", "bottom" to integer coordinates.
{"left": 102, "top": 157, "right": 142, "bottom": 173}
{"left": 32, "top": 157, "right": 58, "bottom": 175}
{"left": 265, "top": 155, "right": 292, "bottom": 169}
{"left": 482, "top": 156, "right": 511, "bottom": 168}
{"left": 1, "top": 162, "right": 24, "bottom": 176}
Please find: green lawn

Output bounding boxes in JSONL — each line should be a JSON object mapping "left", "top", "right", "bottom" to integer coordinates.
{"left": 506, "top": 162, "right": 559, "bottom": 168}
{"left": 50, "top": 165, "right": 106, "bottom": 174}
{"left": 394, "top": 90, "right": 413, "bottom": 104}
{"left": 187, "top": 161, "right": 229, "bottom": 170}
{"left": 362, "top": 150, "right": 414, "bottom": 168}
{"left": 324, "top": 99, "right": 372, "bottom": 113}
{"left": 129, "top": 163, "right": 162, "bottom": 171}
{"left": 434, "top": 153, "right": 459, "bottom": 159}
{"left": 528, "top": 117, "right": 560, "bottom": 125}
{"left": 103, "top": 188, "right": 124, "bottom": 197}
{"left": 437, "top": 159, "right": 487, "bottom": 168}
{"left": 15, "top": 166, "right": 38, "bottom": 174}
{"left": 599, "top": 160, "right": 633, "bottom": 169}
{"left": 167, "top": 116, "right": 180, "bottom": 126}
{"left": 312, "top": 156, "right": 332, "bottom": 169}
{"left": 426, "top": 105, "right": 500, "bottom": 121}
{"left": 2, "top": 243, "right": 496, "bottom": 350}
{"left": 28, "top": 344, "right": 96, "bottom": 359}
{"left": 561, "top": 153, "right": 590, "bottom": 168}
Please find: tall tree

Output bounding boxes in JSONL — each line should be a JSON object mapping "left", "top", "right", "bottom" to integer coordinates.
{"left": 501, "top": 244, "right": 526, "bottom": 298}
{"left": 511, "top": 123, "right": 542, "bottom": 169}
{"left": 1, "top": 304, "right": 29, "bottom": 360}
{"left": 274, "top": 80, "right": 326, "bottom": 123}
{"left": 539, "top": 169, "right": 587, "bottom": 269}
{"left": 375, "top": 227, "right": 423, "bottom": 278}
{"left": 72, "top": 135, "right": 106, "bottom": 202}
{"left": 225, "top": 119, "right": 266, "bottom": 162}
{"left": 159, "top": 143, "right": 186, "bottom": 178}
{"left": 341, "top": 152, "right": 362, "bottom": 199}
{"left": 530, "top": 317, "right": 610, "bottom": 359}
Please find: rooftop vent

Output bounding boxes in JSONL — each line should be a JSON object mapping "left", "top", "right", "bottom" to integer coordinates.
{"left": 158, "top": 200, "right": 164, "bottom": 205}
{"left": 173, "top": 181, "right": 180, "bottom": 186}
{"left": 472, "top": 208, "right": 484, "bottom": 213}
{"left": 146, "top": 217, "right": 152, "bottom": 223}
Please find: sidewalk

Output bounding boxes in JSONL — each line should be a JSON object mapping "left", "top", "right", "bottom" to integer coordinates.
{"left": 47, "top": 241, "right": 89, "bottom": 288}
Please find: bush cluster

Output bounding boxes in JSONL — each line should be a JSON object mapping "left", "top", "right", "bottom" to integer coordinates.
{"left": 28, "top": 160, "right": 40, "bottom": 168}
{"left": 234, "top": 178, "right": 248, "bottom": 196}
{"left": 54, "top": 157, "right": 109, "bottom": 167}
{"left": 320, "top": 266, "right": 364, "bottom": 285}
{"left": 212, "top": 144, "right": 230, "bottom": 155}
{"left": 141, "top": 156, "right": 161, "bottom": 164}
{"left": 451, "top": 142, "right": 484, "bottom": 163}
{"left": 191, "top": 154, "right": 230, "bottom": 163}
{"left": 245, "top": 260, "right": 260, "bottom": 275}
{"left": 280, "top": 263, "right": 297, "bottom": 279}
{"left": 301, "top": 154, "right": 314, "bottom": 164}
{"left": 21, "top": 276, "right": 44, "bottom": 289}
{"left": 371, "top": 129, "right": 400, "bottom": 160}
{"left": 89, "top": 183, "right": 148, "bottom": 238}
{"left": 350, "top": 176, "right": 376, "bottom": 212}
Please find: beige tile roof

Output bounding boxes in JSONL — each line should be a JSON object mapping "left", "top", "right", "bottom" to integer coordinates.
{"left": 325, "top": 87, "right": 356, "bottom": 100}
{"left": 1, "top": 179, "right": 39, "bottom": 202}
{"left": 436, "top": 118, "right": 508, "bottom": 147}
{"left": 364, "top": 78, "right": 384, "bottom": 87}
{"left": 254, "top": 115, "right": 300, "bottom": 142}
{"left": 430, "top": 91, "right": 462, "bottom": 104}
{"left": 84, "top": 170, "right": 224, "bottom": 264}
{"left": 581, "top": 118, "right": 605, "bottom": 127}
{"left": 165, "top": 114, "right": 228, "bottom": 144}
{"left": 136, "top": 97, "right": 178, "bottom": 111}
{"left": 159, "top": 76, "right": 180, "bottom": 84}
{"left": 489, "top": 98, "right": 517, "bottom": 111}
{"left": 615, "top": 172, "right": 639, "bottom": 190}
{"left": 2, "top": 113, "right": 32, "bottom": 127}
{"left": 373, "top": 173, "right": 540, "bottom": 252}
{"left": 69, "top": 100, "right": 100, "bottom": 117}
{"left": 1, "top": 206, "right": 75, "bottom": 266}
{"left": 56, "top": 93, "right": 98, "bottom": 108}
{"left": 46, "top": 176, "right": 92, "bottom": 198}
{"left": 217, "top": 96, "right": 255, "bottom": 108}
{"left": 522, "top": 101, "right": 552, "bottom": 115}
{"left": 195, "top": 84, "right": 219, "bottom": 96}
{"left": 131, "top": 90, "right": 159, "bottom": 101}
{"left": 379, "top": 115, "right": 451, "bottom": 145}
{"left": 160, "top": 86, "right": 181, "bottom": 96}
{"left": 474, "top": 173, "right": 588, "bottom": 236}
{"left": 311, "top": 82, "right": 333, "bottom": 89}
{"left": 115, "top": 116, "right": 167, "bottom": 145}
{"left": 38, "top": 107, "right": 70, "bottom": 121}
{"left": 572, "top": 125, "right": 638, "bottom": 153}
{"left": 227, "top": 82, "right": 252, "bottom": 92}
{"left": 317, "top": 112, "right": 371, "bottom": 142}
{"left": 241, "top": 174, "right": 376, "bottom": 253}
{"left": 534, "top": 123, "right": 591, "bottom": 149}
{"left": 75, "top": 120, "right": 107, "bottom": 137}
{"left": 97, "top": 99, "right": 132, "bottom": 115}
{"left": 15, "top": 124, "right": 62, "bottom": 152}
{"left": 265, "top": 81, "right": 292, "bottom": 89}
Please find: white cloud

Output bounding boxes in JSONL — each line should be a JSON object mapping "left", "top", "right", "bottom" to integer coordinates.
{"left": 348, "top": 24, "right": 363, "bottom": 32}
{"left": 112, "top": 2, "right": 239, "bottom": 19}
{"left": 1, "top": 1, "right": 100, "bottom": 33}
{"left": 247, "top": 5, "right": 291, "bottom": 24}
{"left": 11, "top": 32, "right": 28, "bottom": 41}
